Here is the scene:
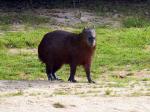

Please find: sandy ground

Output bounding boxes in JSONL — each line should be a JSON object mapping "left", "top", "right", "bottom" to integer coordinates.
{"left": 0, "top": 80, "right": 150, "bottom": 112}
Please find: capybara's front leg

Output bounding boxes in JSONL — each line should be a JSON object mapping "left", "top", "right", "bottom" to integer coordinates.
{"left": 52, "top": 73, "right": 62, "bottom": 80}
{"left": 46, "top": 64, "right": 53, "bottom": 81}
{"left": 68, "top": 64, "right": 77, "bottom": 82}
{"left": 52, "top": 65, "right": 62, "bottom": 80}
{"left": 84, "top": 64, "right": 95, "bottom": 83}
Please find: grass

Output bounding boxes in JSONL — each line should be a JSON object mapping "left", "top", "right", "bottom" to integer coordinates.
{"left": 123, "top": 17, "right": 150, "bottom": 28}
{"left": 0, "top": 28, "right": 51, "bottom": 48}
{"left": 0, "top": 90, "right": 23, "bottom": 97}
{"left": 53, "top": 90, "right": 68, "bottom": 95}
{"left": 0, "top": 26, "right": 150, "bottom": 81}
{"left": 105, "top": 89, "right": 112, "bottom": 95}
{"left": 94, "top": 27, "right": 150, "bottom": 76}
{"left": 0, "top": 49, "right": 46, "bottom": 80}
{"left": 0, "top": 13, "right": 50, "bottom": 26}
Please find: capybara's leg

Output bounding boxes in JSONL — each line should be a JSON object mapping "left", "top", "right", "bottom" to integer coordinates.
{"left": 52, "top": 64, "right": 62, "bottom": 80}
{"left": 46, "top": 64, "right": 53, "bottom": 81}
{"left": 84, "top": 64, "right": 95, "bottom": 83}
{"left": 68, "top": 64, "right": 77, "bottom": 82}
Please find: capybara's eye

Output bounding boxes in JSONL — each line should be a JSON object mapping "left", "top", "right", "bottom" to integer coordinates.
{"left": 88, "top": 37, "right": 94, "bottom": 40}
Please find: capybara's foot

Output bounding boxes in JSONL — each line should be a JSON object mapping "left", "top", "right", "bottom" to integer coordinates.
{"left": 47, "top": 75, "right": 53, "bottom": 81}
{"left": 48, "top": 78, "right": 53, "bottom": 81}
{"left": 70, "top": 80, "right": 77, "bottom": 83}
{"left": 68, "top": 78, "right": 77, "bottom": 83}
{"left": 55, "top": 77, "right": 63, "bottom": 81}
{"left": 88, "top": 80, "right": 96, "bottom": 83}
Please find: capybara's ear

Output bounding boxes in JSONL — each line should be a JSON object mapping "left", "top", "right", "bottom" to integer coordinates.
{"left": 82, "top": 27, "right": 86, "bottom": 32}
{"left": 92, "top": 25, "right": 95, "bottom": 29}
{"left": 84, "top": 26, "right": 89, "bottom": 30}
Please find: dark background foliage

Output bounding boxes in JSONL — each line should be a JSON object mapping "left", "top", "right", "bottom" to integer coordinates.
{"left": 0, "top": 0, "right": 150, "bottom": 10}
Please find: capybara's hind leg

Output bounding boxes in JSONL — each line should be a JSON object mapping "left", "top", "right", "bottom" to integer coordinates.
{"left": 52, "top": 65, "right": 62, "bottom": 80}
{"left": 68, "top": 64, "right": 77, "bottom": 82}
{"left": 46, "top": 64, "right": 53, "bottom": 81}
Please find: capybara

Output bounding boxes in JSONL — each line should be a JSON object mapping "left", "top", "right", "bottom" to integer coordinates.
{"left": 38, "top": 28, "right": 96, "bottom": 83}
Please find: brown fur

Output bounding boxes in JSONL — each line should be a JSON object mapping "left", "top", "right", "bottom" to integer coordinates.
{"left": 38, "top": 29, "right": 96, "bottom": 83}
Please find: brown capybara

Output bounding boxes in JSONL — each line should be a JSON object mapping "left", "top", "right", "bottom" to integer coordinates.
{"left": 38, "top": 28, "right": 96, "bottom": 83}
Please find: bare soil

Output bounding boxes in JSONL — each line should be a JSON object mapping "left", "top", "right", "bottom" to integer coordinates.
{"left": 34, "top": 8, "right": 122, "bottom": 28}
{"left": 0, "top": 80, "right": 150, "bottom": 112}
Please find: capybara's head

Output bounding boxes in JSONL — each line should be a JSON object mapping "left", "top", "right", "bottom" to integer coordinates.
{"left": 82, "top": 28, "right": 96, "bottom": 47}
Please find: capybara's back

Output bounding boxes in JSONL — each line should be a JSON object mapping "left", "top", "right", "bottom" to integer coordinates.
{"left": 38, "top": 30, "right": 74, "bottom": 64}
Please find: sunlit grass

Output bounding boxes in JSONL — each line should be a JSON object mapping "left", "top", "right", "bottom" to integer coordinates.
{"left": 0, "top": 27, "right": 150, "bottom": 82}
{"left": 122, "top": 17, "right": 150, "bottom": 28}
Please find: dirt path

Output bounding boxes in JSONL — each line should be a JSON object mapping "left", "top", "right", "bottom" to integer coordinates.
{"left": 34, "top": 8, "right": 122, "bottom": 28}
{"left": 0, "top": 80, "right": 150, "bottom": 112}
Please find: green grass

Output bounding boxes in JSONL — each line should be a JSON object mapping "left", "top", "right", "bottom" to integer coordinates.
{"left": 0, "top": 26, "right": 150, "bottom": 81}
{"left": 93, "top": 27, "right": 150, "bottom": 76}
{"left": 123, "top": 17, "right": 150, "bottom": 28}
{"left": 105, "top": 89, "right": 113, "bottom": 95}
{"left": 0, "top": 50, "right": 46, "bottom": 80}
{"left": 0, "top": 90, "right": 23, "bottom": 97}
{"left": 2, "top": 28, "right": 51, "bottom": 48}
{"left": 0, "top": 14, "right": 50, "bottom": 26}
